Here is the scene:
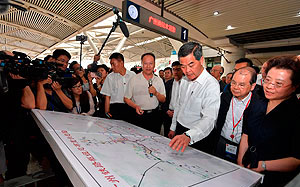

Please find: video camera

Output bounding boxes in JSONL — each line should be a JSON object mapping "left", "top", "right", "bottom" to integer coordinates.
{"left": 0, "top": 51, "right": 73, "bottom": 93}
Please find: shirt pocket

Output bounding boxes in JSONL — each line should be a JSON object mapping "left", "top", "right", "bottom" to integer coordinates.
{"left": 189, "top": 95, "right": 202, "bottom": 115}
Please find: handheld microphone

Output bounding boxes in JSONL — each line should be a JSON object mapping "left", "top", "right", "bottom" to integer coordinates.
{"left": 148, "top": 79, "right": 153, "bottom": 97}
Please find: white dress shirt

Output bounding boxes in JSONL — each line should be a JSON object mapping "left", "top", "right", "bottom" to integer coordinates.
{"left": 169, "top": 78, "right": 182, "bottom": 110}
{"left": 221, "top": 92, "right": 252, "bottom": 144}
{"left": 124, "top": 73, "right": 166, "bottom": 110}
{"left": 170, "top": 70, "right": 220, "bottom": 144}
{"left": 101, "top": 69, "right": 135, "bottom": 104}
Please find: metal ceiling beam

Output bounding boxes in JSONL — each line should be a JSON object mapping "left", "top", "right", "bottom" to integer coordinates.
{"left": 0, "top": 43, "right": 41, "bottom": 53}
{"left": 0, "top": 20, "right": 61, "bottom": 42}
{"left": 0, "top": 34, "right": 48, "bottom": 49}
{"left": 12, "top": 1, "right": 82, "bottom": 30}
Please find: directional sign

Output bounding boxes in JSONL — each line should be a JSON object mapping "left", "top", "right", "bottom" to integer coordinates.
{"left": 123, "top": 0, "right": 188, "bottom": 42}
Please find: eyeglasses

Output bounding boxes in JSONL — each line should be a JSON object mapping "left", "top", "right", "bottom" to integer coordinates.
{"left": 264, "top": 79, "right": 291, "bottom": 89}
{"left": 72, "top": 84, "right": 82, "bottom": 88}
{"left": 230, "top": 81, "right": 249, "bottom": 89}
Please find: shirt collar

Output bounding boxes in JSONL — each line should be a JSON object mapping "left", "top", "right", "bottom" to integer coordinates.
{"left": 233, "top": 91, "right": 252, "bottom": 105}
{"left": 193, "top": 69, "right": 209, "bottom": 85}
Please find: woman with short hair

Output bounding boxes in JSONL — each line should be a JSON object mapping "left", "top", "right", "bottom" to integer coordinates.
{"left": 237, "top": 55, "right": 300, "bottom": 187}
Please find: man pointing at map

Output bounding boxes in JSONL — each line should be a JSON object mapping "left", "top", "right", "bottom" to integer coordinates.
{"left": 168, "top": 42, "right": 220, "bottom": 153}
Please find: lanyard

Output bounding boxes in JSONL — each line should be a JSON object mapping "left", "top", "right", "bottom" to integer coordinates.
{"left": 230, "top": 92, "right": 252, "bottom": 140}
{"left": 75, "top": 104, "right": 81, "bottom": 114}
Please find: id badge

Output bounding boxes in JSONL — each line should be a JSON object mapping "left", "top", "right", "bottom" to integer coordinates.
{"left": 225, "top": 143, "right": 237, "bottom": 155}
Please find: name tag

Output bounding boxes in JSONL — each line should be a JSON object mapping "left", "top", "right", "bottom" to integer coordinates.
{"left": 225, "top": 143, "right": 237, "bottom": 155}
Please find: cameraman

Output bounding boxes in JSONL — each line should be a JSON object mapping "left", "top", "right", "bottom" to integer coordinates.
{"left": 52, "top": 49, "right": 71, "bottom": 72}
{"left": 36, "top": 75, "right": 73, "bottom": 112}
{"left": 35, "top": 49, "right": 73, "bottom": 111}
{"left": 0, "top": 50, "right": 35, "bottom": 179}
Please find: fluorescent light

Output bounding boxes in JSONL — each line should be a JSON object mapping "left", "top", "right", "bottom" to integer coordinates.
{"left": 225, "top": 25, "right": 236, "bottom": 30}
{"left": 213, "top": 11, "right": 219, "bottom": 16}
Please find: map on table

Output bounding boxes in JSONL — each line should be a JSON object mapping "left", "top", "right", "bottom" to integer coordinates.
{"left": 33, "top": 110, "right": 261, "bottom": 187}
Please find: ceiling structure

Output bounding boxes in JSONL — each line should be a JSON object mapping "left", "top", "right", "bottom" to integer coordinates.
{"left": 0, "top": 0, "right": 299, "bottom": 67}
{"left": 149, "top": 0, "right": 300, "bottom": 65}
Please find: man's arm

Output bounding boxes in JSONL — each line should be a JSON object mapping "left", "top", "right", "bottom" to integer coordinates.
{"left": 52, "top": 82, "right": 73, "bottom": 110}
{"left": 104, "top": 95, "right": 111, "bottom": 114}
{"left": 124, "top": 97, "right": 144, "bottom": 115}
{"left": 21, "top": 85, "right": 35, "bottom": 109}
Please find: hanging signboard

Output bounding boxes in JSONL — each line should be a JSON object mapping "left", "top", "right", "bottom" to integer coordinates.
{"left": 122, "top": 0, "right": 188, "bottom": 42}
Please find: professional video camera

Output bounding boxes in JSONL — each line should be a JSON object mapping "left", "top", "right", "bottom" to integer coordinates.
{"left": 0, "top": 51, "right": 73, "bottom": 94}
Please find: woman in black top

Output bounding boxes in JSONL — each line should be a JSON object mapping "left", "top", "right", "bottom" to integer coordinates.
{"left": 237, "top": 56, "right": 300, "bottom": 187}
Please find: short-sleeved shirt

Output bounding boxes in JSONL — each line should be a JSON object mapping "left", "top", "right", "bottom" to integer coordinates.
{"left": 101, "top": 69, "right": 135, "bottom": 104}
{"left": 124, "top": 73, "right": 166, "bottom": 110}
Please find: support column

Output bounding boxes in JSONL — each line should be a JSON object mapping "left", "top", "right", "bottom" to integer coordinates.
{"left": 221, "top": 47, "right": 245, "bottom": 75}
{"left": 168, "top": 38, "right": 182, "bottom": 63}
{"left": 113, "top": 36, "right": 127, "bottom": 53}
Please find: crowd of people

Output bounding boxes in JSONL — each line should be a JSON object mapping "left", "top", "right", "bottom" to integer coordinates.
{"left": 0, "top": 41, "right": 299, "bottom": 187}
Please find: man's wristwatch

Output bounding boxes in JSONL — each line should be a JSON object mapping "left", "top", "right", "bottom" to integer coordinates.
{"left": 184, "top": 132, "right": 191, "bottom": 139}
{"left": 105, "top": 112, "right": 112, "bottom": 119}
{"left": 261, "top": 161, "right": 267, "bottom": 171}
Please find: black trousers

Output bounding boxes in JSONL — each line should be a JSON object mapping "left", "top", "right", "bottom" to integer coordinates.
{"left": 175, "top": 122, "right": 215, "bottom": 154}
{"left": 133, "top": 108, "right": 161, "bottom": 134}
{"left": 110, "top": 103, "right": 133, "bottom": 122}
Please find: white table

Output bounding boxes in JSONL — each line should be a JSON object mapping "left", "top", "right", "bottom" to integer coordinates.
{"left": 31, "top": 109, "right": 263, "bottom": 187}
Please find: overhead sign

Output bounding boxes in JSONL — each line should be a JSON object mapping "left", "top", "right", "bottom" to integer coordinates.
{"left": 122, "top": 0, "right": 188, "bottom": 42}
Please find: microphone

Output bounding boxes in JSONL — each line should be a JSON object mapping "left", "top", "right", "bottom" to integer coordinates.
{"left": 119, "top": 18, "right": 129, "bottom": 38}
{"left": 148, "top": 79, "right": 153, "bottom": 97}
{"left": 112, "top": 7, "right": 129, "bottom": 38}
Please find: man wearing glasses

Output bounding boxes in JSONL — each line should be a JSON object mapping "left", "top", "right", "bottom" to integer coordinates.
{"left": 168, "top": 42, "right": 220, "bottom": 153}
{"left": 36, "top": 49, "right": 73, "bottom": 112}
{"left": 214, "top": 67, "right": 257, "bottom": 163}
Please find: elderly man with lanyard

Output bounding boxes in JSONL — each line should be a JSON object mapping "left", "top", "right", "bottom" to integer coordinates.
{"left": 168, "top": 42, "right": 220, "bottom": 153}
{"left": 214, "top": 67, "right": 257, "bottom": 163}
{"left": 124, "top": 53, "right": 166, "bottom": 134}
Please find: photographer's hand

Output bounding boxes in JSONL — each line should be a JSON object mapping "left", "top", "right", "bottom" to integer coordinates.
{"left": 51, "top": 81, "right": 62, "bottom": 91}
{"left": 94, "top": 55, "right": 100, "bottom": 62}
{"left": 38, "top": 76, "right": 52, "bottom": 85}
{"left": 9, "top": 73, "right": 25, "bottom": 79}
{"left": 36, "top": 77, "right": 52, "bottom": 110}
{"left": 52, "top": 81, "right": 73, "bottom": 110}
{"left": 87, "top": 72, "right": 93, "bottom": 82}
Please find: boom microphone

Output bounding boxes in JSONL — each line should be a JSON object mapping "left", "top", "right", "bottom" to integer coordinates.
{"left": 112, "top": 7, "right": 129, "bottom": 38}
{"left": 119, "top": 18, "right": 129, "bottom": 38}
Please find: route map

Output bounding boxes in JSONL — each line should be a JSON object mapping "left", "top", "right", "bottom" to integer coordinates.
{"left": 33, "top": 110, "right": 263, "bottom": 187}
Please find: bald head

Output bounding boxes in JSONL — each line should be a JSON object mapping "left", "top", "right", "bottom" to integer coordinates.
{"left": 210, "top": 65, "right": 224, "bottom": 80}
{"left": 231, "top": 67, "right": 257, "bottom": 100}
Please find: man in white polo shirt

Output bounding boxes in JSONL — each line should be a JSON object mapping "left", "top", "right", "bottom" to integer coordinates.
{"left": 101, "top": 52, "right": 135, "bottom": 121}
{"left": 168, "top": 42, "right": 220, "bottom": 153}
{"left": 124, "top": 53, "right": 166, "bottom": 134}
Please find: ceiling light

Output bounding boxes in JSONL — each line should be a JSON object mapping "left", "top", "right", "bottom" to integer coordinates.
{"left": 225, "top": 25, "right": 236, "bottom": 30}
{"left": 213, "top": 11, "right": 219, "bottom": 16}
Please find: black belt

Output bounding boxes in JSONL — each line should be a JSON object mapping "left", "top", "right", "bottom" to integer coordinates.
{"left": 143, "top": 107, "right": 158, "bottom": 114}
